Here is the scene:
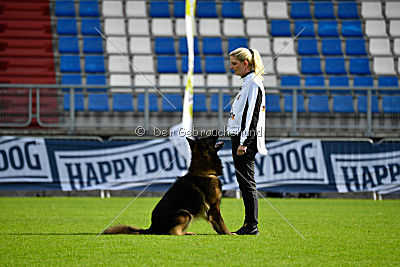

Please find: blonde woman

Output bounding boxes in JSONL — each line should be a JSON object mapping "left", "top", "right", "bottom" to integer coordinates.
{"left": 227, "top": 47, "right": 268, "bottom": 235}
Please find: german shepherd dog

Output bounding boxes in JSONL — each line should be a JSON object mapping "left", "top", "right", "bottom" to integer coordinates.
{"left": 104, "top": 132, "right": 233, "bottom": 235}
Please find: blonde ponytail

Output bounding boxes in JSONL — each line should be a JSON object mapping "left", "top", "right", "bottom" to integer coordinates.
{"left": 229, "top": 47, "right": 264, "bottom": 80}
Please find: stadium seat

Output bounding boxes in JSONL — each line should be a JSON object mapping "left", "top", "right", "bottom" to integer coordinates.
{"left": 309, "top": 95, "right": 330, "bottom": 113}
{"left": 150, "top": 1, "right": 170, "bottom": 17}
{"left": 298, "top": 39, "right": 318, "bottom": 55}
{"left": 273, "top": 38, "right": 295, "bottom": 55}
{"left": 152, "top": 19, "right": 173, "bottom": 36}
{"left": 134, "top": 74, "right": 155, "bottom": 87}
{"left": 357, "top": 95, "right": 379, "bottom": 113}
{"left": 193, "top": 94, "right": 208, "bottom": 112}
{"left": 270, "top": 20, "right": 291, "bottom": 36}
{"left": 338, "top": 2, "right": 359, "bottom": 19}
{"left": 88, "top": 94, "right": 109, "bottom": 111}
{"left": 155, "top": 37, "right": 175, "bottom": 55}
{"left": 249, "top": 38, "right": 271, "bottom": 55}
{"left": 55, "top": 1, "right": 75, "bottom": 16}
{"left": 284, "top": 95, "right": 305, "bottom": 113}
{"left": 113, "top": 94, "right": 134, "bottom": 111}
{"left": 203, "top": 38, "right": 223, "bottom": 55}
{"left": 137, "top": 93, "right": 159, "bottom": 112}
{"left": 199, "top": 19, "right": 221, "bottom": 36}
{"left": 175, "top": 18, "right": 198, "bottom": 36}
{"left": 369, "top": 38, "right": 391, "bottom": 56}
{"left": 130, "top": 37, "right": 151, "bottom": 54}
{"left": 223, "top": 19, "right": 245, "bottom": 36}
{"left": 57, "top": 19, "right": 77, "bottom": 35}
{"left": 266, "top": 2, "right": 288, "bottom": 19}
{"left": 281, "top": 76, "right": 300, "bottom": 87}
{"left": 128, "top": 19, "right": 150, "bottom": 35}
{"left": 173, "top": 1, "right": 185, "bottom": 18}
{"left": 87, "top": 74, "right": 106, "bottom": 92}
{"left": 365, "top": 20, "right": 387, "bottom": 37}
{"left": 394, "top": 39, "right": 400, "bottom": 55}
{"left": 222, "top": 1, "right": 242, "bottom": 18}
{"left": 184, "top": 74, "right": 205, "bottom": 87}
{"left": 111, "top": 74, "right": 131, "bottom": 87}
{"left": 333, "top": 95, "right": 355, "bottom": 113}
{"left": 62, "top": 74, "right": 82, "bottom": 85}
{"left": 342, "top": 21, "right": 363, "bottom": 37}
{"left": 228, "top": 38, "right": 248, "bottom": 53}
{"left": 290, "top": 2, "right": 311, "bottom": 19}
{"left": 211, "top": 94, "right": 231, "bottom": 112}
{"left": 197, "top": 1, "right": 217, "bottom": 18}
{"left": 378, "top": 76, "right": 399, "bottom": 94}
{"left": 325, "top": 58, "right": 346, "bottom": 75}
{"left": 63, "top": 93, "right": 84, "bottom": 111}
{"left": 329, "top": 76, "right": 350, "bottom": 94}
{"left": 126, "top": 1, "right": 146, "bottom": 17}
{"left": 246, "top": 19, "right": 268, "bottom": 37}
{"left": 243, "top": 2, "right": 265, "bottom": 18}
{"left": 349, "top": 58, "right": 371, "bottom": 75}
{"left": 102, "top": 1, "right": 123, "bottom": 17}
{"left": 361, "top": 2, "right": 383, "bottom": 19}
{"left": 385, "top": 2, "right": 400, "bottom": 19}
{"left": 205, "top": 56, "right": 226, "bottom": 73}
{"left": 354, "top": 76, "right": 374, "bottom": 94}
{"left": 162, "top": 94, "right": 183, "bottom": 112}
{"left": 108, "top": 55, "right": 130, "bottom": 73}
{"left": 81, "top": 19, "right": 101, "bottom": 35}
{"left": 132, "top": 56, "right": 154, "bottom": 73}
{"left": 301, "top": 58, "right": 322, "bottom": 74}
{"left": 373, "top": 57, "right": 396, "bottom": 75}
{"left": 322, "top": 39, "right": 342, "bottom": 55}
{"left": 83, "top": 37, "right": 103, "bottom": 54}
{"left": 266, "top": 94, "right": 281, "bottom": 112}
{"left": 262, "top": 56, "right": 275, "bottom": 74}
{"left": 207, "top": 74, "right": 229, "bottom": 87}
{"left": 382, "top": 96, "right": 400, "bottom": 113}
{"left": 157, "top": 56, "right": 178, "bottom": 73}
{"left": 158, "top": 74, "right": 181, "bottom": 87}
{"left": 181, "top": 56, "right": 203, "bottom": 74}
{"left": 104, "top": 18, "right": 125, "bottom": 35}
{"left": 345, "top": 39, "right": 367, "bottom": 55}
{"left": 390, "top": 21, "right": 400, "bottom": 37}
{"left": 60, "top": 55, "right": 80, "bottom": 73}
{"left": 264, "top": 75, "right": 278, "bottom": 87}
{"left": 85, "top": 56, "right": 105, "bottom": 73}
{"left": 106, "top": 37, "right": 127, "bottom": 54}
{"left": 179, "top": 37, "right": 199, "bottom": 55}
{"left": 80, "top": 1, "right": 99, "bottom": 17}
{"left": 277, "top": 57, "right": 299, "bottom": 74}
{"left": 318, "top": 21, "right": 338, "bottom": 37}
{"left": 59, "top": 36, "right": 79, "bottom": 53}
{"left": 314, "top": 2, "right": 335, "bottom": 19}
{"left": 294, "top": 20, "right": 315, "bottom": 37}
{"left": 304, "top": 76, "right": 325, "bottom": 93}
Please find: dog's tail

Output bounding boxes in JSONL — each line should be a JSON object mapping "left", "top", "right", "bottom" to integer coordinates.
{"left": 103, "top": 225, "right": 150, "bottom": 235}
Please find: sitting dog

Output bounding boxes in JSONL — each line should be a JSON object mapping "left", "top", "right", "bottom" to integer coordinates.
{"left": 104, "top": 132, "right": 233, "bottom": 235}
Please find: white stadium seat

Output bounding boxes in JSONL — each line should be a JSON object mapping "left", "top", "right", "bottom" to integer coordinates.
{"left": 184, "top": 74, "right": 205, "bottom": 88}
{"left": 132, "top": 55, "right": 154, "bottom": 73}
{"left": 365, "top": 20, "right": 387, "bottom": 37}
{"left": 389, "top": 20, "right": 400, "bottom": 37}
{"left": 263, "top": 75, "right": 278, "bottom": 88}
{"left": 152, "top": 19, "right": 173, "bottom": 36}
{"left": 266, "top": 2, "right": 288, "bottom": 19}
{"left": 276, "top": 57, "right": 299, "bottom": 74}
{"left": 369, "top": 38, "right": 391, "bottom": 56}
{"left": 207, "top": 74, "right": 229, "bottom": 87}
{"left": 394, "top": 38, "right": 400, "bottom": 55}
{"left": 134, "top": 74, "right": 156, "bottom": 87}
{"left": 106, "top": 37, "right": 128, "bottom": 54}
{"left": 243, "top": 2, "right": 265, "bottom": 18}
{"left": 126, "top": 1, "right": 147, "bottom": 17}
{"left": 104, "top": 19, "right": 126, "bottom": 35}
{"left": 231, "top": 75, "right": 242, "bottom": 87}
{"left": 262, "top": 56, "right": 275, "bottom": 74}
{"left": 102, "top": 1, "right": 123, "bottom": 17}
{"left": 128, "top": 19, "right": 150, "bottom": 36}
{"left": 249, "top": 37, "right": 271, "bottom": 55}
{"left": 223, "top": 19, "right": 245, "bottom": 36}
{"left": 373, "top": 57, "right": 396, "bottom": 75}
{"left": 385, "top": 2, "right": 400, "bottom": 19}
{"left": 361, "top": 2, "right": 383, "bottom": 19}
{"left": 246, "top": 19, "right": 268, "bottom": 37}
{"left": 129, "top": 37, "right": 151, "bottom": 54}
{"left": 176, "top": 18, "right": 197, "bottom": 36}
{"left": 273, "top": 38, "right": 295, "bottom": 55}
{"left": 110, "top": 74, "right": 132, "bottom": 92}
{"left": 108, "top": 55, "right": 130, "bottom": 73}
{"left": 199, "top": 19, "right": 221, "bottom": 36}
{"left": 158, "top": 74, "right": 181, "bottom": 87}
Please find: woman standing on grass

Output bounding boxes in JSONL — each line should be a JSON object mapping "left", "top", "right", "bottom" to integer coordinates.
{"left": 227, "top": 47, "right": 268, "bottom": 235}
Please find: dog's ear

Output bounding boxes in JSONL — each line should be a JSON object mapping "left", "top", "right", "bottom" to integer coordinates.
{"left": 215, "top": 141, "right": 224, "bottom": 152}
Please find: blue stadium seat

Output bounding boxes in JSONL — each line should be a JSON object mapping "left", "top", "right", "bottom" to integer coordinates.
{"left": 342, "top": 21, "right": 363, "bottom": 37}
{"left": 174, "top": 1, "right": 185, "bottom": 18}
{"left": 357, "top": 95, "right": 379, "bottom": 113}
{"left": 291, "top": 2, "right": 311, "bottom": 19}
{"left": 179, "top": 37, "right": 199, "bottom": 55}
{"left": 88, "top": 94, "right": 109, "bottom": 111}
{"left": 211, "top": 94, "right": 231, "bottom": 112}
{"left": 87, "top": 74, "right": 106, "bottom": 92}
{"left": 301, "top": 58, "right": 322, "bottom": 74}
{"left": 349, "top": 58, "right": 371, "bottom": 75}
{"left": 382, "top": 96, "right": 400, "bottom": 113}
{"left": 85, "top": 56, "right": 105, "bottom": 73}
{"left": 222, "top": 1, "right": 242, "bottom": 18}
{"left": 298, "top": 39, "right": 318, "bottom": 55}
{"left": 59, "top": 36, "right": 79, "bottom": 53}
{"left": 325, "top": 58, "right": 346, "bottom": 75}
{"left": 378, "top": 76, "right": 400, "bottom": 94}
{"left": 113, "top": 94, "right": 134, "bottom": 111}
{"left": 309, "top": 95, "right": 330, "bottom": 113}
{"left": 314, "top": 2, "right": 335, "bottom": 19}
{"left": 329, "top": 76, "right": 350, "bottom": 94}
{"left": 81, "top": 19, "right": 101, "bottom": 35}
{"left": 205, "top": 56, "right": 226, "bottom": 73}
{"left": 83, "top": 37, "right": 103, "bottom": 54}
{"left": 61, "top": 74, "right": 83, "bottom": 92}
{"left": 203, "top": 38, "right": 223, "bottom": 55}
{"left": 162, "top": 94, "right": 183, "bottom": 112}
{"left": 57, "top": 19, "right": 77, "bottom": 35}
{"left": 197, "top": 2, "right": 217, "bottom": 18}
{"left": 155, "top": 37, "right": 175, "bottom": 54}
{"left": 266, "top": 94, "right": 281, "bottom": 112}
{"left": 284, "top": 95, "right": 305, "bottom": 113}
{"left": 193, "top": 94, "right": 207, "bottom": 112}
{"left": 60, "top": 55, "right": 81, "bottom": 73}
{"left": 318, "top": 21, "right": 339, "bottom": 37}
{"left": 181, "top": 56, "right": 202, "bottom": 73}
{"left": 345, "top": 39, "right": 367, "bottom": 55}
{"left": 322, "top": 39, "right": 342, "bottom": 55}
{"left": 305, "top": 76, "right": 325, "bottom": 93}
{"left": 80, "top": 1, "right": 99, "bottom": 17}
{"left": 338, "top": 2, "right": 359, "bottom": 19}
{"left": 158, "top": 56, "right": 178, "bottom": 73}
{"left": 137, "top": 94, "right": 159, "bottom": 112}
{"left": 150, "top": 1, "right": 170, "bottom": 17}
{"left": 333, "top": 95, "right": 355, "bottom": 113}
{"left": 228, "top": 38, "right": 248, "bottom": 53}
{"left": 64, "top": 93, "right": 84, "bottom": 111}
{"left": 294, "top": 21, "right": 315, "bottom": 37}
{"left": 55, "top": 1, "right": 75, "bottom": 16}
{"left": 281, "top": 76, "right": 301, "bottom": 93}
{"left": 271, "top": 20, "right": 291, "bottom": 36}
{"left": 354, "top": 76, "right": 374, "bottom": 94}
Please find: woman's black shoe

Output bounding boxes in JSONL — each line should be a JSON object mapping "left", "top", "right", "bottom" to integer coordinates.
{"left": 233, "top": 224, "right": 259, "bottom": 235}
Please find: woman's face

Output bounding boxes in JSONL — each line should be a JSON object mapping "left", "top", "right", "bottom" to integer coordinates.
{"left": 229, "top": 56, "right": 248, "bottom": 77}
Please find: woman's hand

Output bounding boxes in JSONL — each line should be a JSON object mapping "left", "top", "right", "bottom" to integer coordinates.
{"left": 237, "top": 145, "right": 247, "bottom": 156}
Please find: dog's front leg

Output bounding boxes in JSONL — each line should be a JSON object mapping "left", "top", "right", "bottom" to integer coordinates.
{"left": 208, "top": 205, "right": 233, "bottom": 235}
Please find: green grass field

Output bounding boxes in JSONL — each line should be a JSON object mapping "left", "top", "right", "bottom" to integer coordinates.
{"left": 0, "top": 197, "right": 399, "bottom": 266}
